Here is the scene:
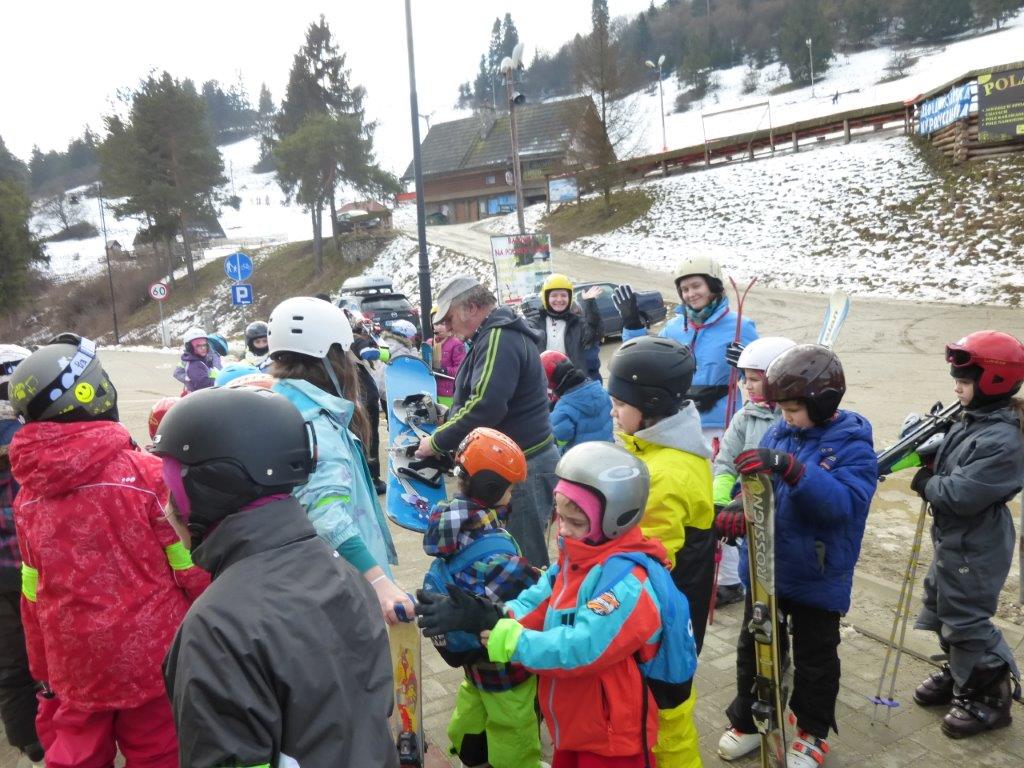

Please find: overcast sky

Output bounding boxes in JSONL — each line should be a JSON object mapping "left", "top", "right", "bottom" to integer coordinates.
{"left": 1, "top": 1, "right": 654, "bottom": 173}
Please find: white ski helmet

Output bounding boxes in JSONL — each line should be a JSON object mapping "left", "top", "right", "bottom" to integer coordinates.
{"left": 673, "top": 254, "right": 723, "bottom": 293}
{"left": 737, "top": 337, "right": 797, "bottom": 372}
{"left": 268, "top": 296, "right": 353, "bottom": 358}
{"left": 0, "top": 344, "right": 31, "bottom": 401}
{"left": 182, "top": 327, "right": 207, "bottom": 345}
{"left": 391, "top": 319, "right": 418, "bottom": 340}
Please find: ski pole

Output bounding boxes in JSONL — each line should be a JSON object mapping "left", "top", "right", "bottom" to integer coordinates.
{"left": 870, "top": 498, "right": 929, "bottom": 724}
{"left": 724, "top": 277, "right": 757, "bottom": 430}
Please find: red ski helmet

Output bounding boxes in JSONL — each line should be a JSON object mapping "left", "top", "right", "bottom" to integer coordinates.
{"left": 764, "top": 344, "right": 846, "bottom": 424}
{"left": 540, "top": 350, "right": 569, "bottom": 390}
{"left": 148, "top": 396, "right": 181, "bottom": 440}
{"left": 946, "top": 331, "right": 1024, "bottom": 398}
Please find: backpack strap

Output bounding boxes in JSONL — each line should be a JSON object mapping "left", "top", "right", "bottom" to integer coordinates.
{"left": 593, "top": 552, "right": 651, "bottom": 596}
{"left": 444, "top": 532, "right": 519, "bottom": 576}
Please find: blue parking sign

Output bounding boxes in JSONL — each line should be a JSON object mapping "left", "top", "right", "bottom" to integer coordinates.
{"left": 231, "top": 283, "right": 254, "bottom": 306}
{"left": 224, "top": 252, "right": 254, "bottom": 281}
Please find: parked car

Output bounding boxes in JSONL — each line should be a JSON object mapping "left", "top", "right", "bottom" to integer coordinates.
{"left": 520, "top": 281, "right": 667, "bottom": 341}
{"left": 337, "top": 276, "right": 419, "bottom": 334}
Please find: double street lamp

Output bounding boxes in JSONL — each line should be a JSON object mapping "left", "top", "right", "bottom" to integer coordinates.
{"left": 500, "top": 42, "right": 527, "bottom": 235}
{"left": 645, "top": 54, "right": 667, "bottom": 152}
{"left": 806, "top": 37, "right": 815, "bottom": 96}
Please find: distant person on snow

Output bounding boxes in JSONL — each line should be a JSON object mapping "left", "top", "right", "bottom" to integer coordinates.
{"left": 6, "top": 334, "right": 208, "bottom": 768}
{"left": 173, "top": 327, "right": 223, "bottom": 393}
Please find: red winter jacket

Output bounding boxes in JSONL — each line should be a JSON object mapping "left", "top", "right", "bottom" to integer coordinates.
{"left": 9, "top": 420, "right": 208, "bottom": 711}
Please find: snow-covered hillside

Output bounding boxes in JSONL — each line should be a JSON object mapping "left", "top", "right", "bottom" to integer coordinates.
{"left": 555, "top": 134, "right": 1024, "bottom": 306}
{"left": 33, "top": 137, "right": 325, "bottom": 281}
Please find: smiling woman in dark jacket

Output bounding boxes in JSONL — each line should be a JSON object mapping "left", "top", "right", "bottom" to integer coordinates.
{"left": 525, "top": 274, "right": 602, "bottom": 378}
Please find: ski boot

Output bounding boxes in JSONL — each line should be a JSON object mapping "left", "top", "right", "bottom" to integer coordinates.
{"left": 940, "top": 664, "right": 1014, "bottom": 739}
{"left": 717, "top": 726, "right": 760, "bottom": 761}
{"left": 913, "top": 663, "right": 954, "bottom": 707}
{"left": 787, "top": 727, "right": 830, "bottom": 768}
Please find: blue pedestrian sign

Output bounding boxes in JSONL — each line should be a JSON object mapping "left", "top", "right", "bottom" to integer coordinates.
{"left": 231, "top": 283, "right": 254, "bottom": 306}
{"left": 224, "top": 252, "right": 254, "bottom": 281}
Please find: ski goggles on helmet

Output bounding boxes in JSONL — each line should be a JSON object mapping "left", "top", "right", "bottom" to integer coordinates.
{"left": 945, "top": 343, "right": 987, "bottom": 369}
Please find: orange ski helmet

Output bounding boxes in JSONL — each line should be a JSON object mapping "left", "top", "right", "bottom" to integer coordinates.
{"left": 455, "top": 427, "right": 528, "bottom": 506}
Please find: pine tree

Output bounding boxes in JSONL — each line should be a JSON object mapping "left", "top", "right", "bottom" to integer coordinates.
{"left": 972, "top": 0, "right": 1021, "bottom": 29}
{"left": 256, "top": 83, "right": 277, "bottom": 171}
{"left": 901, "top": 0, "right": 974, "bottom": 41}
{"left": 778, "top": 0, "right": 834, "bottom": 84}
{"left": 0, "top": 136, "right": 27, "bottom": 187}
{"left": 0, "top": 180, "right": 45, "bottom": 313}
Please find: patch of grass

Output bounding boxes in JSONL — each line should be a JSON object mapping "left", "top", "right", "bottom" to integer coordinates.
{"left": 542, "top": 188, "right": 654, "bottom": 244}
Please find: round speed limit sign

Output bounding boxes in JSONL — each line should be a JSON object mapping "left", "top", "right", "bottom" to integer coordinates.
{"left": 149, "top": 282, "right": 169, "bottom": 301}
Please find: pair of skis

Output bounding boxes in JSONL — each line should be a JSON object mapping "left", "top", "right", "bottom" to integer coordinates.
{"left": 737, "top": 289, "right": 851, "bottom": 768}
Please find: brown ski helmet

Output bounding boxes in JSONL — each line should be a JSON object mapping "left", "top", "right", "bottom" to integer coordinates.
{"left": 764, "top": 344, "right": 846, "bottom": 424}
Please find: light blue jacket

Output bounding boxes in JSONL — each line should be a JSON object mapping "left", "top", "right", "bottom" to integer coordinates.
{"left": 624, "top": 299, "right": 758, "bottom": 429}
{"left": 273, "top": 378, "right": 397, "bottom": 576}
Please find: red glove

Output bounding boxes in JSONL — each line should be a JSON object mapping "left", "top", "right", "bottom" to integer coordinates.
{"left": 735, "top": 448, "right": 805, "bottom": 485}
{"left": 715, "top": 504, "right": 746, "bottom": 542}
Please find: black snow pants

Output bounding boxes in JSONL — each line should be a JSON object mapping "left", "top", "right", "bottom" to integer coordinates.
{"left": 0, "top": 591, "right": 39, "bottom": 750}
{"left": 726, "top": 594, "right": 841, "bottom": 739}
{"left": 356, "top": 366, "right": 383, "bottom": 482}
{"left": 672, "top": 526, "right": 716, "bottom": 654}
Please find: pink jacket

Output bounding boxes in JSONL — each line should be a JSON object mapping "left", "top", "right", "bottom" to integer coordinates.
{"left": 434, "top": 336, "right": 466, "bottom": 398}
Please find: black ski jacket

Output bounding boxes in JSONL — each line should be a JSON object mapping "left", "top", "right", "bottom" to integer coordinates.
{"left": 524, "top": 299, "right": 601, "bottom": 375}
{"left": 164, "top": 498, "right": 397, "bottom": 768}
{"left": 430, "top": 305, "right": 553, "bottom": 457}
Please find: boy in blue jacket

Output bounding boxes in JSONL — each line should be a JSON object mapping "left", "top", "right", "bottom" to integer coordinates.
{"left": 716, "top": 345, "right": 877, "bottom": 768}
{"left": 540, "top": 351, "right": 613, "bottom": 453}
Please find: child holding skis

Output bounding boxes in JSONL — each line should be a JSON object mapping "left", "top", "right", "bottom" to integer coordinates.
{"left": 718, "top": 344, "right": 876, "bottom": 766}
{"left": 606, "top": 335, "right": 714, "bottom": 768}
{"left": 418, "top": 441, "right": 696, "bottom": 768}
{"left": 540, "top": 350, "right": 613, "bottom": 452}
{"left": 6, "top": 334, "right": 208, "bottom": 768}
{"left": 422, "top": 428, "right": 541, "bottom": 768}
{"left": 909, "top": 331, "right": 1024, "bottom": 739}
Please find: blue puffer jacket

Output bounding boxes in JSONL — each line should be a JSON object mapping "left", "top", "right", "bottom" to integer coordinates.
{"left": 624, "top": 299, "right": 758, "bottom": 430}
{"left": 273, "top": 378, "right": 397, "bottom": 576}
{"left": 739, "top": 410, "right": 877, "bottom": 613}
{"left": 551, "top": 379, "right": 613, "bottom": 452}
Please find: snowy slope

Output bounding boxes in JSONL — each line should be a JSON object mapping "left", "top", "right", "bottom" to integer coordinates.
{"left": 557, "top": 134, "right": 1024, "bottom": 306}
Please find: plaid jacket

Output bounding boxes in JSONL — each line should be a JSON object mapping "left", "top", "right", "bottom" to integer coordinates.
{"left": 423, "top": 496, "right": 538, "bottom": 690}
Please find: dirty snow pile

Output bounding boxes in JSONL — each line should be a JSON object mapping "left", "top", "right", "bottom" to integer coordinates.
{"left": 363, "top": 235, "right": 495, "bottom": 306}
{"left": 567, "top": 135, "right": 1024, "bottom": 306}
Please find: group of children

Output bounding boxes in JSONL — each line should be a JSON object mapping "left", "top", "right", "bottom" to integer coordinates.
{"left": 0, "top": 280, "right": 1020, "bottom": 767}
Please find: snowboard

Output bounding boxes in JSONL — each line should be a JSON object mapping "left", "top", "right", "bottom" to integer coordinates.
{"left": 741, "top": 472, "right": 788, "bottom": 768}
{"left": 390, "top": 601, "right": 424, "bottom": 766}
{"left": 384, "top": 355, "right": 448, "bottom": 532}
{"left": 817, "top": 290, "right": 850, "bottom": 349}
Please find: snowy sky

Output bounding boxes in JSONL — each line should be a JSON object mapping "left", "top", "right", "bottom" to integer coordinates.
{"left": 0, "top": 0, "right": 653, "bottom": 173}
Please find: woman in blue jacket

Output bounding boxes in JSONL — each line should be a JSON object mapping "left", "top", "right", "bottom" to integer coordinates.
{"left": 266, "top": 297, "right": 407, "bottom": 624}
{"left": 616, "top": 254, "right": 759, "bottom": 604}
{"left": 715, "top": 345, "right": 877, "bottom": 768}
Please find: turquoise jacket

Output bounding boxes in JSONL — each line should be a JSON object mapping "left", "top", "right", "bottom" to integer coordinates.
{"left": 273, "top": 378, "right": 397, "bottom": 576}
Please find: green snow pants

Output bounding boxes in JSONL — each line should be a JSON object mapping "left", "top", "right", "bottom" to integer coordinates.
{"left": 447, "top": 675, "right": 541, "bottom": 768}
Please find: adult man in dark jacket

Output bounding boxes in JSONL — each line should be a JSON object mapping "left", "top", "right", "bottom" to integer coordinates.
{"left": 417, "top": 275, "right": 558, "bottom": 567}
{"left": 156, "top": 387, "right": 397, "bottom": 768}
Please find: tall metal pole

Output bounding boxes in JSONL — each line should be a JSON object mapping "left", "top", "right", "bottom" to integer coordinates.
{"left": 505, "top": 70, "right": 526, "bottom": 235}
{"left": 96, "top": 192, "right": 120, "bottom": 344}
{"left": 657, "top": 62, "right": 667, "bottom": 152}
{"left": 404, "top": 0, "right": 433, "bottom": 340}
{"left": 807, "top": 38, "right": 815, "bottom": 95}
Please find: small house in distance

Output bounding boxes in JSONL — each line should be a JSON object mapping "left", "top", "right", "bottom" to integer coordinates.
{"left": 403, "top": 96, "right": 611, "bottom": 224}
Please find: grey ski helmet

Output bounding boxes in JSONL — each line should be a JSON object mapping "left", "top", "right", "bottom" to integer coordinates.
{"left": 7, "top": 334, "right": 117, "bottom": 423}
{"left": 607, "top": 336, "right": 696, "bottom": 417}
{"left": 555, "top": 442, "right": 650, "bottom": 543}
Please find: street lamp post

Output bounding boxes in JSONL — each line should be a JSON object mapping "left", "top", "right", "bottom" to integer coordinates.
{"left": 95, "top": 189, "right": 120, "bottom": 344}
{"left": 404, "top": 0, "right": 433, "bottom": 340}
{"left": 501, "top": 43, "right": 526, "bottom": 235}
{"left": 806, "top": 37, "right": 815, "bottom": 96}
{"left": 645, "top": 54, "right": 667, "bottom": 152}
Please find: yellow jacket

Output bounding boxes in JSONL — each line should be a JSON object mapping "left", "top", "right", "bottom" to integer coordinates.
{"left": 619, "top": 404, "right": 714, "bottom": 569}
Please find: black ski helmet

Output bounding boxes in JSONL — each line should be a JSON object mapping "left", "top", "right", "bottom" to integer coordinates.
{"left": 244, "top": 321, "right": 269, "bottom": 355}
{"left": 7, "top": 333, "right": 118, "bottom": 423}
{"left": 764, "top": 344, "right": 846, "bottom": 424}
{"left": 150, "top": 387, "right": 316, "bottom": 545}
{"left": 607, "top": 336, "right": 696, "bottom": 417}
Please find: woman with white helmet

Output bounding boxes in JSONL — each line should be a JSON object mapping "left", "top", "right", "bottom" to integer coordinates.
{"left": 615, "top": 254, "right": 760, "bottom": 607}
{"left": 266, "top": 297, "right": 407, "bottom": 623}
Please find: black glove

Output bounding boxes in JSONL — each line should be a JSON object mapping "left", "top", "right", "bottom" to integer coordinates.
{"left": 687, "top": 385, "right": 729, "bottom": 413}
{"left": 415, "top": 587, "right": 502, "bottom": 638}
{"left": 612, "top": 285, "right": 643, "bottom": 330}
{"left": 910, "top": 467, "right": 933, "bottom": 499}
{"left": 735, "top": 448, "right": 805, "bottom": 485}
{"left": 726, "top": 341, "right": 744, "bottom": 367}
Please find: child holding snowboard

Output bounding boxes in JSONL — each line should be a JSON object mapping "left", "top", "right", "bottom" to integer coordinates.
{"left": 909, "top": 331, "right": 1024, "bottom": 738}
{"left": 718, "top": 344, "right": 876, "bottom": 767}
{"left": 418, "top": 441, "right": 697, "bottom": 768}
{"left": 606, "top": 335, "right": 714, "bottom": 768}
{"left": 541, "top": 350, "right": 613, "bottom": 452}
{"left": 422, "top": 427, "right": 542, "bottom": 768}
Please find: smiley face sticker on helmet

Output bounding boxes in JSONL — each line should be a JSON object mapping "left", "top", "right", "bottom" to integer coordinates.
{"left": 74, "top": 381, "right": 95, "bottom": 404}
